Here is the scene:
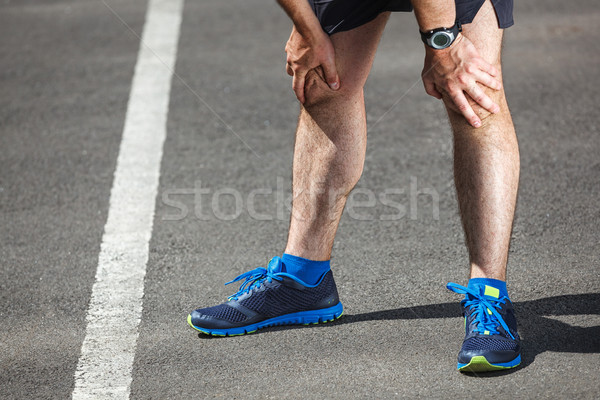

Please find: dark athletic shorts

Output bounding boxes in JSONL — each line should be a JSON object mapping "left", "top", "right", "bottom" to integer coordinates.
{"left": 308, "top": 0, "right": 514, "bottom": 35}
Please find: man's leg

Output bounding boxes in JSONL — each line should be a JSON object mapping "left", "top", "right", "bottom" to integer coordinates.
{"left": 447, "top": 0, "right": 520, "bottom": 281}
{"left": 188, "top": 14, "right": 390, "bottom": 336}
{"left": 445, "top": 0, "right": 522, "bottom": 372}
{"left": 284, "top": 13, "right": 390, "bottom": 261}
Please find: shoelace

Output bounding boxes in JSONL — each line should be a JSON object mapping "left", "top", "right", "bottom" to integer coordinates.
{"left": 447, "top": 282, "right": 515, "bottom": 340}
{"left": 225, "top": 258, "right": 283, "bottom": 301}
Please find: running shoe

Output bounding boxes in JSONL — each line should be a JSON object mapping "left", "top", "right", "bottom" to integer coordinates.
{"left": 188, "top": 256, "right": 343, "bottom": 336}
{"left": 447, "top": 282, "right": 521, "bottom": 372}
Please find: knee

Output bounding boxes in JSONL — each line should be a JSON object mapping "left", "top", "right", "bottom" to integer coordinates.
{"left": 474, "top": 86, "right": 507, "bottom": 123}
{"left": 303, "top": 68, "right": 363, "bottom": 108}
{"left": 444, "top": 81, "right": 508, "bottom": 124}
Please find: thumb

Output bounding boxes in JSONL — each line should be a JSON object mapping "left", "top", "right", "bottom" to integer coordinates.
{"left": 321, "top": 56, "right": 340, "bottom": 91}
{"left": 423, "top": 78, "right": 442, "bottom": 99}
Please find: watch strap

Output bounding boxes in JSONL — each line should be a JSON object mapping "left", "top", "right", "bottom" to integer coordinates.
{"left": 420, "top": 22, "right": 462, "bottom": 47}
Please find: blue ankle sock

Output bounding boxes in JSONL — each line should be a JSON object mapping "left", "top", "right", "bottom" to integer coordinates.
{"left": 280, "top": 253, "right": 330, "bottom": 285}
{"left": 467, "top": 277, "right": 509, "bottom": 299}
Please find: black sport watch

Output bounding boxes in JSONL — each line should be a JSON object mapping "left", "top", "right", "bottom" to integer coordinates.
{"left": 420, "top": 22, "right": 462, "bottom": 50}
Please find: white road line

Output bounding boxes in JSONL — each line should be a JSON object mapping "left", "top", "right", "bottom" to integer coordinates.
{"left": 72, "top": 0, "right": 183, "bottom": 398}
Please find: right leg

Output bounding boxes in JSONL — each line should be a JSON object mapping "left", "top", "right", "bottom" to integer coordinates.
{"left": 284, "top": 13, "right": 390, "bottom": 261}
{"left": 188, "top": 13, "right": 390, "bottom": 336}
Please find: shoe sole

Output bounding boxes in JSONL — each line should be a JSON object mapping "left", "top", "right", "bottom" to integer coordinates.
{"left": 187, "top": 302, "right": 344, "bottom": 337}
{"left": 458, "top": 355, "right": 521, "bottom": 372}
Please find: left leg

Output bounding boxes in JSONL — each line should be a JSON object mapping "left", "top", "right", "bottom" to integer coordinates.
{"left": 447, "top": 0, "right": 519, "bottom": 281}
{"left": 444, "top": 0, "right": 522, "bottom": 372}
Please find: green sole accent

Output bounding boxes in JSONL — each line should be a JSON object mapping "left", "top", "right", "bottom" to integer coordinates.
{"left": 187, "top": 311, "right": 344, "bottom": 337}
{"left": 459, "top": 356, "right": 520, "bottom": 372}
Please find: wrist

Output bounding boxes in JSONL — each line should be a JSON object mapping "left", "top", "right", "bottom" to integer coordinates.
{"left": 434, "top": 32, "right": 463, "bottom": 52}
{"left": 421, "top": 23, "right": 462, "bottom": 50}
{"left": 298, "top": 20, "right": 328, "bottom": 43}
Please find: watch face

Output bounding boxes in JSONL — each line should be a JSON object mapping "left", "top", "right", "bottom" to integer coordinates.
{"left": 431, "top": 32, "right": 453, "bottom": 49}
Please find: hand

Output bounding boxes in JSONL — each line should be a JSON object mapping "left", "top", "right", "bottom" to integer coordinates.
{"left": 285, "top": 25, "right": 340, "bottom": 104}
{"left": 421, "top": 34, "right": 502, "bottom": 128}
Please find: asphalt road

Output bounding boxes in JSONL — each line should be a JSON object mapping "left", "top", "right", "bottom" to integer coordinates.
{"left": 1, "top": 0, "right": 599, "bottom": 398}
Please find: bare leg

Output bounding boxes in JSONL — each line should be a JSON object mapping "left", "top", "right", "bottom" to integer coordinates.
{"left": 284, "top": 13, "right": 390, "bottom": 261}
{"left": 446, "top": 0, "right": 520, "bottom": 280}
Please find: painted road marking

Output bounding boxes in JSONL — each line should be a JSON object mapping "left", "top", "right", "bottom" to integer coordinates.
{"left": 72, "top": 0, "right": 183, "bottom": 398}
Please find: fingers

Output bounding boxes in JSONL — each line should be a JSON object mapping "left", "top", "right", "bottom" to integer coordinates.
{"left": 423, "top": 33, "right": 505, "bottom": 128}
{"left": 292, "top": 70, "right": 307, "bottom": 104}
{"left": 320, "top": 55, "right": 339, "bottom": 90}
{"left": 286, "top": 63, "right": 293, "bottom": 77}
{"left": 472, "top": 68, "right": 502, "bottom": 91}
{"left": 466, "top": 84, "right": 500, "bottom": 114}
{"left": 477, "top": 57, "right": 500, "bottom": 78}
{"left": 449, "top": 90, "right": 481, "bottom": 128}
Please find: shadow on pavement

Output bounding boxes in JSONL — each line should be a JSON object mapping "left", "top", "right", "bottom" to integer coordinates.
{"left": 197, "top": 293, "right": 600, "bottom": 374}
{"left": 336, "top": 293, "right": 600, "bottom": 375}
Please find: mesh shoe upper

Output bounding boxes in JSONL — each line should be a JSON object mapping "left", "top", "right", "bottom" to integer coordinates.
{"left": 461, "top": 336, "right": 519, "bottom": 352}
{"left": 198, "top": 304, "right": 248, "bottom": 323}
{"left": 238, "top": 271, "right": 338, "bottom": 318}
{"left": 190, "top": 257, "right": 340, "bottom": 330}
{"left": 447, "top": 282, "right": 521, "bottom": 365}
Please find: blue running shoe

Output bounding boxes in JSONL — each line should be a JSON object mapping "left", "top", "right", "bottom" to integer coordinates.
{"left": 447, "top": 282, "right": 521, "bottom": 372}
{"left": 188, "top": 257, "right": 343, "bottom": 336}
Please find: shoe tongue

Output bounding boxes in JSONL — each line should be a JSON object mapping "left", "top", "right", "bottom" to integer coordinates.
{"left": 466, "top": 284, "right": 501, "bottom": 301}
{"left": 267, "top": 256, "right": 284, "bottom": 274}
{"left": 482, "top": 285, "right": 500, "bottom": 299}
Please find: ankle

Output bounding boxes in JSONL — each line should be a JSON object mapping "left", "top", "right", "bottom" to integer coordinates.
{"left": 467, "top": 277, "right": 509, "bottom": 299}
{"left": 280, "top": 253, "right": 330, "bottom": 285}
{"left": 469, "top": 263, "right": 506, "bottom": 281}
